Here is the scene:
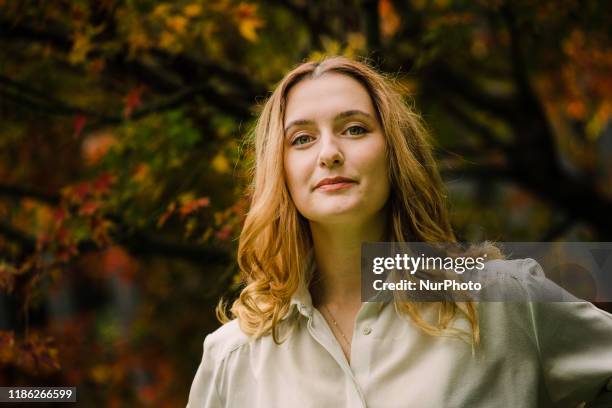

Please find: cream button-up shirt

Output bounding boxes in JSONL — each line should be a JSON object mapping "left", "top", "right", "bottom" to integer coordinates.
{"left": 187, "top": 258, "right": 612, "bottom": 407}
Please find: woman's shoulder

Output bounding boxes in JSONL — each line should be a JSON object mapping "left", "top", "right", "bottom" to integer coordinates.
{"left": 477, "top": 257, "right": 612, "bottom": 324}
{"left": 203, "top": 319, "right": 252, "bottom": 363}
{"left": 476, "top": 257, "right": 551, "bottom": 301}
{"left": 481, "top": 257, "right": 543, "bottom": 280}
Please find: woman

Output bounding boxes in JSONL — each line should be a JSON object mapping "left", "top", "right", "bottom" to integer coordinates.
{"left": 187, "top": 56, "right": 612, "bottom": 407}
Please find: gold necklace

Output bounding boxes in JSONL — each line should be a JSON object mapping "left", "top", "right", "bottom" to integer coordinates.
{"left": 322, "top": 304, "right": 351, "bottom": 347}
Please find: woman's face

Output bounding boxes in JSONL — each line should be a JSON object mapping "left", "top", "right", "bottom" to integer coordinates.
{"left": 283, "top": 72, "right": 390, "bottom": 226}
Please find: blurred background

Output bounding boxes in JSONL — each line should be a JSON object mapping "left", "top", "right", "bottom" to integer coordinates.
{"left": 1, "top": 0, "right": 611, "bottom": 406}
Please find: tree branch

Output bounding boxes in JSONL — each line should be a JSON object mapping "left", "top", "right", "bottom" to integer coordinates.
{"left": 0, "top": 184, "right": 59, "bottom": 206}
{"left": 423, "top": 62, "right": 518, "bottom": 122}
{"left": 441, "top": 165, "right": 612, "bottom": 240}
{"left": 0, "top": 221, "right": 36, "bottom": 254}
{"left": 438, "top": 97, "right": 510, "bottom": 151}
{"left": 1, "top": 75, "right": 252, "bottom": 125}
{"left": 0, "top": 20, "right": 258, "bottom": 121}
{"left": 440, "top": 165, "right": 513, "bottom": 183}
{"left": 0, "top": 184, "right": 232, "bottom": 264}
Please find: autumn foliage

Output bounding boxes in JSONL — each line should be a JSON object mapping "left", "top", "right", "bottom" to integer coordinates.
{"left": 1, "top": 0, "right": 611, "bottom": 406}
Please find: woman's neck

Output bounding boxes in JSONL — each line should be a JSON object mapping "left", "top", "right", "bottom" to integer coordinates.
{"left": 309, "top": 212, "right": 387, "bottom": 309}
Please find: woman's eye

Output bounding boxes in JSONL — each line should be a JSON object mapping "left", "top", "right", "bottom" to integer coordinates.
{"left": 292, "top": 135, "right": 313, "bottom": 146}
{"left": 345, "top": 125, "right": 367, "bottom": 136}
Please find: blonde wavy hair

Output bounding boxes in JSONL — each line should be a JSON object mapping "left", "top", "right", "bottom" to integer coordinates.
{"left": 217, "top": 55, "right": 502, "bottom": 347}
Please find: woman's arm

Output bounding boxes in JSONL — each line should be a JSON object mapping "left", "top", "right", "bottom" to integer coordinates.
{"left": 523, "top": 259, "right": 612, "bottom": 407}
{"left": 186, "top": 335, "right": 224, "bottom": 408}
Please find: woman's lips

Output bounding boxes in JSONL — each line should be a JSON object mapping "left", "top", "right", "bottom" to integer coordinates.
{"left": 315, "top": 181, "right": 356, "bottom": 192}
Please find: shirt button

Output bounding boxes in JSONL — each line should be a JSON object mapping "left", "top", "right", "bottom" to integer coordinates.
{"left": 362, "top": 327, "right": 372, "bottom": 335}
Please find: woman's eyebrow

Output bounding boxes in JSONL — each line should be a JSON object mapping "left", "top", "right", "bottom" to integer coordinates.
{"left": 283, "top": 110, "right": 373, "bottom": 134}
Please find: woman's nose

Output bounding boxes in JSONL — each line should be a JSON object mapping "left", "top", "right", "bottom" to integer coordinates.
{"left": 318, "top": 133, "right": 344, "bottom": 168}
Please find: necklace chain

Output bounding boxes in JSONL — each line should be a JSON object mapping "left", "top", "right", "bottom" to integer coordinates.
{"left": 322, "top": 304, "right": 351, "bottom": 347}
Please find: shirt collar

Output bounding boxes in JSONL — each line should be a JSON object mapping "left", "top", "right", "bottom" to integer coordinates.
{"left": 286, "top": 250, "right": 388, "bottom": 320}
{"left": 288, "top": 250, "right": 316, "bottom": 319}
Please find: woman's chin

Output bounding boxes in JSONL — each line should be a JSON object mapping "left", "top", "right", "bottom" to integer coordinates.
{"left": 307, "top": 206, "right": 368, "bottom": 224}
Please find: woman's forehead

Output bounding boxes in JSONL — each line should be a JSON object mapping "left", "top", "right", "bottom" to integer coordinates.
{"left": 284, "top": 73, "right": 376, "bottom": 125}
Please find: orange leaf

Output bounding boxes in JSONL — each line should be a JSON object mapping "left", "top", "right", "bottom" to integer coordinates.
{"left": 82, "top": 132, "right": 117, "bottom": 165}
{"left": 234, "top": 3, "right": 264, "bottom": 42}
{"left": 167, "top": 15, "right": 188, "bottom": 34}
{"left": 0, "top": 264, "right": 17, "bottom": 293}
{"left": 157, "top": 202, "right": 176, "bottom": 228}
{"left": 0, "top": 330, "right": 15, "bottom": 364}
{"left": 179, "top": 197, "right": 210, "bottom": 218}
{"left": 379, "top": 0, "right": 401, "bottom": 39}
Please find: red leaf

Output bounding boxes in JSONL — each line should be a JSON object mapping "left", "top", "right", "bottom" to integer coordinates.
{"left": 54, "top": 208, "right": 66, "bottom": 224}
{"left": 92, "top": 172, "right": 114, "bottom": 195}
{"left": 76, "top": 184, "right": 90, "bottom": 199}
{"left": 56, "top": 226, "right": 71, "bottom": 246}
{"left": 79, "top": 200, "right": 99, "bottom": 216}
{"left": 214, "top": 225, "right": 232, "bottom": 241}
{"left": 16, "top": 333, "right": 61, "bottom": 374}
{"left": 73, "top": 114, "right": 87, "bottom": 138}
{"left": 123, "top": 86, "right": 145, "bottom": 118}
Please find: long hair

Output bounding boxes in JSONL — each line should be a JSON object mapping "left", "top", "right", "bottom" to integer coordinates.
{"left": 217, "top": 55, "right": 501, "bottom": 347}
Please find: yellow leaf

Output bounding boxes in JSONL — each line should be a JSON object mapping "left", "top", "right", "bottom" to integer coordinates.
{"left": 200, "top": 20, "right": 217, "bottom": 42}
{"left": 321, "top": 37, "right": 341, "bottom": 55}
{"left": 234, "top": 3, "right": 264, "bottom": 42}
{"left": 69, "top": 32, "right": 91, "bottom": 64}
{"left": 184, "top": 4, "right": 202, "bottom": 17}
{"left": 167, "top": 15, "right": 188, "bottom": 34}
{"left": 132, "top": 163, "right": 150, "bottom": 183}
{"left": 178, "top": 192, "right": 196, "bottom": 205}
{"left": 159, "top": 30, "right": 176, "bottom": 49}
{"left": 211, "top": 153, "right": 230, "bottom": 174}
{"left": 127, "top": 30, "right": 151, "bottom": 56}
{"left": 346, "top": 32, "right": 366, "bottom": 54}
{"left": 152, "top": 4, "right": 171, "bottom": 19}
{"left": 240, "top": 21, "right": 263, "bottom": 41}
{"left": 308, "top": 50, "right": 327, "bottom": 62}
{"left": 210, "top": 0, "right": 231, "bottom": 13}
{"left": 90, "top": 365, "right": 111, "bottom": 383}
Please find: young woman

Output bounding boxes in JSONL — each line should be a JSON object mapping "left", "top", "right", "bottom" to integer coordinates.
{"left": 187, "top": 56, "right": 612, "bottom": 407}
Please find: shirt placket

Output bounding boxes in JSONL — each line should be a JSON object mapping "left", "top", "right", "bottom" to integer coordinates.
{"left": 301, "top": 304, "right": 369, "bottom": 408}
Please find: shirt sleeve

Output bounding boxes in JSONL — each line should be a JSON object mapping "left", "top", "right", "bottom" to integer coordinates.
{"left": 522, "top": 258, "right": 612, "bottom": 408}
{"left": 186, "top": 334, "right": 224, "bottom": 408}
